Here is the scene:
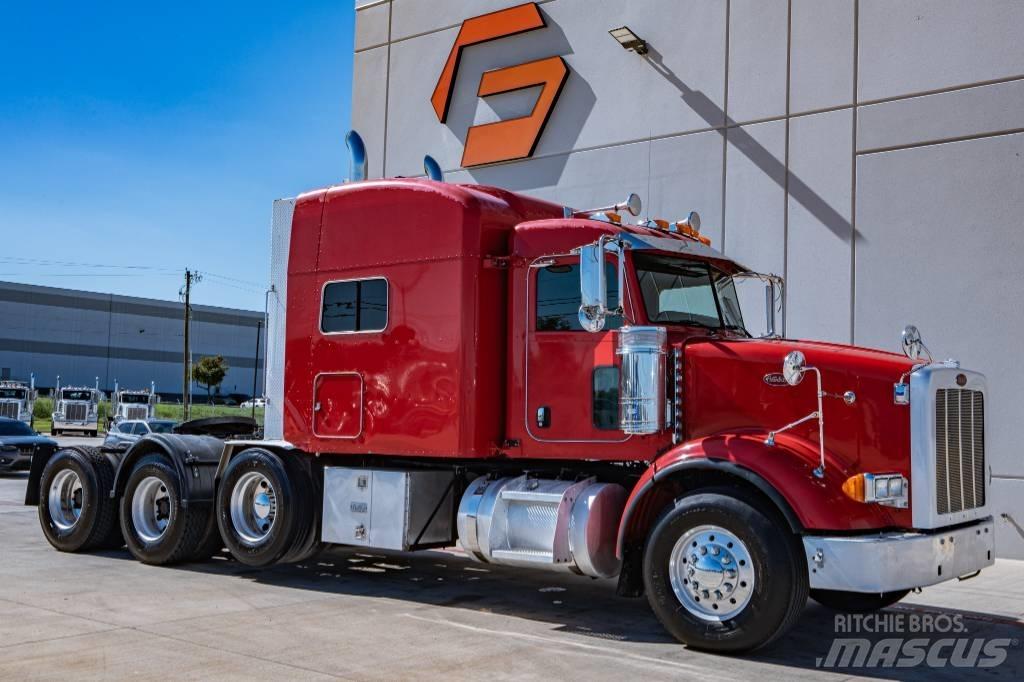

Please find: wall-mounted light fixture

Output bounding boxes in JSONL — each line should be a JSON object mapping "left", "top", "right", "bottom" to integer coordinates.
{"left": 609, "top": 26, "right": 648, "bottom": 55}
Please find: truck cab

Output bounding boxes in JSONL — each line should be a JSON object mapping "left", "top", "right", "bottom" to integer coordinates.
{"left": 30, "top": 171, "right": 995, "bottom": 654}
{"left": 109, "top": 384, "right": 157, "bottom": 427}
{"left": 51, "top": 386, "right": 101, "bottom": 437}
{"left": 0, "top": 380, "right": 36, "bottom": 428}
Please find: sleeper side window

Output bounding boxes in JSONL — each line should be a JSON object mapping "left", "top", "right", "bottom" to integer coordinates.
{"left": 321, "top": 278, "right": 388, "bottom": 333}
{"left": 536, "top": 262, "right": 621, "bottom": 332}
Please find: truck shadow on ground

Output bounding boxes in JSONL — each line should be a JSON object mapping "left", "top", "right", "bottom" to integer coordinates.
{"left": 113, "top": 544, "right": 1021, "bottom": 680}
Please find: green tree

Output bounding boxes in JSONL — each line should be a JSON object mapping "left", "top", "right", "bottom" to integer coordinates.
{"left": 191, "top": 355, "right": 229, "bottom": 403}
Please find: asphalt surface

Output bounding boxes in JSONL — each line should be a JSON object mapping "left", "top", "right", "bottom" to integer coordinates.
{"left": 1, "top": 438, "right": 1022, "bottom": 680}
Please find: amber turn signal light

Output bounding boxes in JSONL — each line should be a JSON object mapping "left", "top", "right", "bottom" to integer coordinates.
{"left": 842, "top": 473, "right": 867, "bottom": 502}
{"left": 842, "top": 472, "right": 909, "bottom": 508}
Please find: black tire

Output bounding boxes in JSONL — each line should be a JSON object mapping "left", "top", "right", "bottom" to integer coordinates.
{"left": 217, "top": 449, "right": 313, "bottom": 568}
{"left": 38, "top": 447, "right": 122, "bottom": 552}
{"left": 119, "top": 454, "right": 215, "bottom": 565}
{"left": 51, "top": 429, "right": 57, "bottom": 436}
{"left": 810, "top": 588, "right": 909, "bottom": 613}
{"left": 643, "top": 490, "right": 808, "bottom": 653}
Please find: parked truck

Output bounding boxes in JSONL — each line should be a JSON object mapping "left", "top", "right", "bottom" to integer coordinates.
{"left": 50, "top": 384, "right": 102, "bottom": 437}
{"left": 26, "top": 137, "right": 995, "bottom": 653}
{"left": 0, "top": 379, "right": 36, "bottom": 428}
{"left": 108, "top": 382, "right": 158, "bottom": 428}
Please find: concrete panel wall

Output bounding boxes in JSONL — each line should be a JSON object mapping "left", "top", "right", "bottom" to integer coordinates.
{"left": 354, "top": 0, "right": 1024, "bottom": 556}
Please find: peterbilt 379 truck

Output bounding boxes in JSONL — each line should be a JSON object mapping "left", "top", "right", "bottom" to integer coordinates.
{"left": 27, "top": 142, "right": 995, "bottom": 653}
{"left": 50, "top": 384, "right": 102, "bottom": 437}
{"left": 108, "top": 382, "right": 158, "bottom": 427}
{"left": 0, "top": 379, "right": 36, "bottom": 427}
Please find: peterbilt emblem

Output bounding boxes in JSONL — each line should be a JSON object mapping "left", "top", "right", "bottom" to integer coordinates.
{"left": 763, "top": 373, "right": 790, "bottom": 387}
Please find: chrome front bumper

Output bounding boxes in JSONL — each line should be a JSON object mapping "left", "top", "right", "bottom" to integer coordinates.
{"left": 804, "top": 518, "right": 995, "bottom": 593}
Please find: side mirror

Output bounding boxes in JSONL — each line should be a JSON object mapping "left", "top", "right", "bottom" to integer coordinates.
{"left": 901, "top": 325, "right": 924, "bottom": 360}
{"left": 782, "top": 351, "right": 807, "bottom": 386}
{"left": 623, "top": 192, "right": 642, "bottom": 217}
{"left": 578, "top": 243, "right": 608, "bottom": 332}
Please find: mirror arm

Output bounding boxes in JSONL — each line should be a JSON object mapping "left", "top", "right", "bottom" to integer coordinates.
{"left": 764, "top": 367, "right": 828, "bottom": 479}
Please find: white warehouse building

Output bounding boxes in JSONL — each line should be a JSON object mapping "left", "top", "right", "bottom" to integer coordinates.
{"left": 351, "top": 0, "right": 1024, "bottom": 557}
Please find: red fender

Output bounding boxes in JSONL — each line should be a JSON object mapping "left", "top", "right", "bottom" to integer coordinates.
{"left": 616, "top": 432, "right": 911, "bottom": 557}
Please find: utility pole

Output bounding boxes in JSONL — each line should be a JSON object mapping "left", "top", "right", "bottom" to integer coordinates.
{"left": 181, "top": 269, "right": 200, "bottom": 422}
{"left": 251, "top": 318, "right": 262, "bottom": 420}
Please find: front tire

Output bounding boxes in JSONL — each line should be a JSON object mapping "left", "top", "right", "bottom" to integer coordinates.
{"left": 119, "top": 454, "right": 216, "bottom": 565}
{"left": 216, "top": 449, "right": 313, "bottom": 567}
{"left": 810, "top": 588, "right": 909, "bottom": 613}
{"left": 643, "top": 490, "right": 808, "bottom": 653}
{"left": 38, "top": 447, "right": 122, "bottom": 552}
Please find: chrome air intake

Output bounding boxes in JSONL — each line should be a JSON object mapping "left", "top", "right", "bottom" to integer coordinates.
{"left": 616, "top": 326, "right": 667, "bottom": 434}
{"left": 457, "top": 475, "right": 626, "bottom": 579}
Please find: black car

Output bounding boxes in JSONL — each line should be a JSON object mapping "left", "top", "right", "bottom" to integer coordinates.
{"left": 0, "top": 417, "right": 57, "bottom": 473}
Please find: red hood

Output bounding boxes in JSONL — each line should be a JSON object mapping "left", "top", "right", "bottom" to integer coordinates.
{"left": 682, "top": 336, "right": 915, "bottom": 492}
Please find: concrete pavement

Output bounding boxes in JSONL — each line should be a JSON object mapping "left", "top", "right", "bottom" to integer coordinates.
{"left": 0, "top": 472, "right": 1021, "bottom": 680}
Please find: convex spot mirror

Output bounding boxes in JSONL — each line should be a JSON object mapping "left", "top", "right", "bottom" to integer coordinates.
{"left": 901, "top": 325, "right": 923, "bottom": 360}
{"left": 783, "top": 350, "right": 807, "bottom": 386}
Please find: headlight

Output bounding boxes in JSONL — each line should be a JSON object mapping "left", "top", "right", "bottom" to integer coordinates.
{"left": 842, "top": 473, "right": 909, "bottom": 508}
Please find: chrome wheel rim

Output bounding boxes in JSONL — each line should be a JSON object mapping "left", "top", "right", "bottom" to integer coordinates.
{"left": 669, "top": 524, "right": 756, "bottom": 621}
{"left": 48, "top": 469, "right": 83, "bottom": 531}
{"left": 131, "top": 476, "right": 172, "bottom": 543}
{"left": 229, "top": 472, "right": 277, "bottom": 546}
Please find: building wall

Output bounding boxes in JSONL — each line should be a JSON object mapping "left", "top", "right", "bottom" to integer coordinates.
{"left": 354, "top": 0, "right": 1024, "bottom": 557}
{"left": 0, "top": 281, "right": 265, "bottom": 399}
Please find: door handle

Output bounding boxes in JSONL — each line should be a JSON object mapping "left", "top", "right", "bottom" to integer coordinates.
{"left": 536, "top": 406, "right": 551, "bottom": 428}
{"left": 314, "top": 402, "right": 322, "bottom": 412}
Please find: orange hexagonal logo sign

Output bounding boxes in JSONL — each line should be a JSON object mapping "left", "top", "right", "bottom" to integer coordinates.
{"left": 431, "top": 2, "right": 568, "bottom": 168}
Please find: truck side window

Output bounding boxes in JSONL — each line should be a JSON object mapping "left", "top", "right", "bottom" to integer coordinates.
{"left": 321, "top": 278, "right": 388, "bottom": 333}
{"left": 592, "top": 366, "right": 619, "bottom": 429}
{"left": 536, "top": 262, "right": 621, "bottom": 331}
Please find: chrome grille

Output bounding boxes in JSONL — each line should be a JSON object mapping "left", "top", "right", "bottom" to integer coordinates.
{"left": 65, "top": 403, "right": 88, "bottom": 422}
{"left": 127, "top": 407, "right": 148, "bottom": 420}
{"left": 0, "top": 402, "right": 19, "bottom": 419}
{"left": 935, "top": 389, "right": 985, "bottom": 515}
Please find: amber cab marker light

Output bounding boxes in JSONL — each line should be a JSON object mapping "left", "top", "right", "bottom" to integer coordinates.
{"left": 609, "top": 26, "right": 648, "bottom": 55}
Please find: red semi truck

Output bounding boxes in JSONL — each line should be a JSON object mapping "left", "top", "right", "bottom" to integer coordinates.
{"left": 28, "top": 138, "right": 995, "bottom": 652}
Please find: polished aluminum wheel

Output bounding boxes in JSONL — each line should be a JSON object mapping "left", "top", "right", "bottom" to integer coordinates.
{"left": 229, "top": 472, "right": 277, "bottom": 546}
{"left": 668, "top": 524, "right": 756, "bottom": 621}
{"left": 131, "top": 476, "right": 171, "bottom": 543}
{"left": 48, "top": 469, "right": 83, "bottom": 532}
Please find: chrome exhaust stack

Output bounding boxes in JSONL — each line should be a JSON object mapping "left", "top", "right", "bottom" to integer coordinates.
{"left": 345, "top": 130, "right": 368, "bottom": 182}
{"left": 423, "top": 155, "right": 444, "bottom": 182}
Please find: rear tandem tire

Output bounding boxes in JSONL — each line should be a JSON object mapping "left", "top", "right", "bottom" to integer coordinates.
{"left": 38, "top": 447, "right": 122, "bottom": 552}
{"left": 643, "top": 490, "right": 808, "bottom": 653}
{"left": 216, "top": 449, "right": 313, "bottom": 568}
{"left": 810, "top": 588, "right": 909, "bottom": 613}
{"left": 119, "top": 454, "right": 216, "bottom": 565}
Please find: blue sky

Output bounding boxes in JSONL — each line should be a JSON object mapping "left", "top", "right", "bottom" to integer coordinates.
{"left": 0, "top": 2, "right": 354, "bottom": 310}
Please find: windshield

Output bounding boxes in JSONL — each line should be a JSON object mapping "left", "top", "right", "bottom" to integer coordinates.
{"left": 0, "top": 389, "right": 26, "bottom": 400}
{"left": 0, "top": 420, "right": 33, "bottom": 436}
{"left": 61, "top": 390, "right": 93, "bottom": 401}
{"left": 634, "top": 253, "right": 746, "bottom": 332}
{"left": 148, "top": 421, "right": 176, "bottom": 434}
{"left": 120, "top": 393, "right": 149, "bottom": 404}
